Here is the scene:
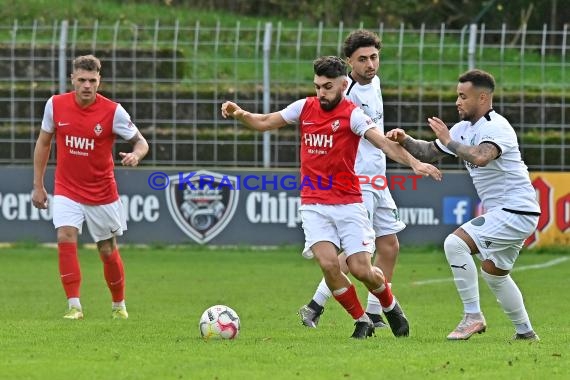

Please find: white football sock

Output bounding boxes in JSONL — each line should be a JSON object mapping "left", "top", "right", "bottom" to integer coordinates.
{"left": 112, "top": 300, "right": 126, "bottom": 309}
{"left": 366, "top": 292, "right": 382, "bottom": 315}
{"left": 68, "top": 297, "right": 81, "bottom": 310}
{"left": 481, "top": 270, "right": 533, "bottom": 334}
{"left": 313, "top": 278, "right": 332, "bottom": 306}
{"left": 444, "top": 234, "right": 480, "bottom": 314}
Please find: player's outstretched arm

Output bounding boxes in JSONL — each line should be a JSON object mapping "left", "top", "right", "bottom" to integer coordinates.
{"left": 427, "top": 117, "right": 499, "bottom": 167}
{"left": 120, "top": 131, "right": 149, "bottom": 167}
{"left": 365, "top": 128, "right": 442, "bottom": 181}
{"left": 386, "top": 128, "right": 447, "bottom": 163}
{"left": 221, "top": 101, "right": 287, "bottom": 132}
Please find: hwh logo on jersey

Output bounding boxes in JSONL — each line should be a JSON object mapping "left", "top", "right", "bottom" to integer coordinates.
{"left": 303, "top": 133, "right": 333, "bottom": 148}
{"left": 65, "top": 135, "right": 95, "bottom": 150}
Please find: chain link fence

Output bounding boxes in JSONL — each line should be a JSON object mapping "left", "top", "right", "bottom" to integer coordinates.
{"left": 0, "top": 20, "right": 567, "bottom": 170}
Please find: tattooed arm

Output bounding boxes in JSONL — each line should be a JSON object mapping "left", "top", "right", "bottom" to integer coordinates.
{"left": 429, "top": 117, "right": 500, "bottom": 167}
{"left": 446, "top": 140, "right": 500, "bottom": 167}
{"left": 386, "top": 128, "right": 447, "bottom": 163}
{"left": 401, "top": 136, "right": 448, "bottom": 163}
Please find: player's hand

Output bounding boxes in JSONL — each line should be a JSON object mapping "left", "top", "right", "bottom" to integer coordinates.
{"left": 32, "top": 187, "right": 48, "bottom": 209}
{"left": 119, "top": 151, "right": 140, "bottom": 167}
{"left": 221, "top": 101, "right": 245, "bottom": 119}
{"left": 411, "top": 161, "right": 442, "bottom": 181}
{"left": 427, "top": 117, "right": 451, "bottom": 145}
{"left": 385, "top": 128, "right": 408, "bottom": 144}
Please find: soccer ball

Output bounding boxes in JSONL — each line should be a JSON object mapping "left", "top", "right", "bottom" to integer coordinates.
{"left": 199, "top": 305, "right": 240, "bottom": 340}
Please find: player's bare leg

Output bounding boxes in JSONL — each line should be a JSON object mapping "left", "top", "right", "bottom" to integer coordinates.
{"left": 299, "top": 236, "right": 399, "bottom": 329}
{"left": 298, "top": 249, "right": 347, "bottom": 328}
{"left": 347, "top": 251, "right": 409, "bottom": 337}
{"left": 311, "top": 242, "right": 373, "bottom": 338}
{"left": 373, "top": 234, "right": 399, "bottom": 282}
{"left": 365, "top": 233, "right": 399, "bottom": 327}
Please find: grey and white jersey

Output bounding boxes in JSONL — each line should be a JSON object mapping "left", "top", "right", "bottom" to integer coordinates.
{"left": 435, "top": 110, "right": 540, "bottom": 214}
{"left": 346, "top": 75, "right": 396, "bottom": 208}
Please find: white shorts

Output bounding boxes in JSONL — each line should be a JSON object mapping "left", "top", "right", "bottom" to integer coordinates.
{"left": 299, "top": 203, "right": 375, "bottom": 258}
{"left": 461, "top": 208, "right": 539, "bottom": 271}
{"left": 52, "top": 195, "right": 127, "bottom": 243}
{"left": 362, "top": 190, "right": 406, "bottom": 237}
{"left": 301, "top": 192, "right": 405, "bottom": 259}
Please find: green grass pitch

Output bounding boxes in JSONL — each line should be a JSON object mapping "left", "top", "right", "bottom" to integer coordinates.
{"left": 0, "top": 244, "right": 568, "bottom": 379}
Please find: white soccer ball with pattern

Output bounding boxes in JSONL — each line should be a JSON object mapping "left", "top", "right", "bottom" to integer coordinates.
{"left": 199, "top": 305, "right": 240, "bottom": 340}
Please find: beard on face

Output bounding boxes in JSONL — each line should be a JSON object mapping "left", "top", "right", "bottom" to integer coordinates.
{"left": 459, "top": 109, "right": 478, "bottom": 124}
{"left": 319, "top": 92, "right": 343, "bottom": 111}
{"left": 363, "top": 70, "right": 376, "bottom": 79}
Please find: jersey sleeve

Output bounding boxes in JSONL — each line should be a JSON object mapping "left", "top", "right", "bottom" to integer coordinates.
{"left": 40, "top": 97, "right": 55, "bottom": 133}
{"left": 112, "top": 104, "right": 138, "bottom": 141}
{"left": 478, "top": 128, "right": 509, "bottom": 157}
{"left": 372, "top": 76, "right": 385, "bottom": 130}
{"left": 279, "top": 99, "right": 306, "bottom": 124}
{"left": 349, "top": 106, "right": 376, "bottom": 137}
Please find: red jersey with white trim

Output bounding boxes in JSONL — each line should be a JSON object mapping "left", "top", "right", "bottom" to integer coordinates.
{"left": 40, "top": 92, "right": 138, "bottom": 205}
{"left": 280, "top": 97, "right": 376, "bottom": 205}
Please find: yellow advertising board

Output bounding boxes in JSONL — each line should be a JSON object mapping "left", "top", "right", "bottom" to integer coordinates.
{"left": 526, "top": 172, "right": 570, "bottom": 248}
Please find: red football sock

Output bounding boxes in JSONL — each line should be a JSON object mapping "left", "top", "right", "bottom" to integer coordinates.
{"left": 58, "top": 242, "right": 81, "bottom": 299}
{"left": 371, "top": 279, "right": 394, "bottom": 309}
{"left": 100, "top": 248, "right": 125, "bottom": 302}
{"left": 333, "top": 284, "right": 365, "bottom": 319}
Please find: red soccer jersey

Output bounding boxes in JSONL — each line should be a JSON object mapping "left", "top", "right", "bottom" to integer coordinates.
{"left": 49, "top": 92, "right": 129, "bottom": 205}
{"left": 298, "top": 97, "right": 363, "bottom": 204}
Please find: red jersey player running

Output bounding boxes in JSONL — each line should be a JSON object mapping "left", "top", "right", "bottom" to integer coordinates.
{"left": 221, "top": 56, "right": 442, "bottom": 338}
{"left": 32, "top": 54, "right": 149, "bottom": 320}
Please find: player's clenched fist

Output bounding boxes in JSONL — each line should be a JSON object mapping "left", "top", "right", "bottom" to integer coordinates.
{"left": 221, "top": 101, "right": 243, "bottom": 119}
{"left": 385, "top": 128, "right": 408, "bottom": 144}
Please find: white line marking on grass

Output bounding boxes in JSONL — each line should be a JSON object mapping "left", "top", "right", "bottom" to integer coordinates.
{"left": 412, "top": 256, "right": 569, "bottom": 286}
{"left": 512, "top": 256, "right": 569, "bottom": 271}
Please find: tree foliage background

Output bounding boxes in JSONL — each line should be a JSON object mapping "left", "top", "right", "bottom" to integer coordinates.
{"left": 151, "top": 0, "right": 566, "bottom": 30}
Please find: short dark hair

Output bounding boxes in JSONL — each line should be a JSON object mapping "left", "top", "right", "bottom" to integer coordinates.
{"left": 313, "top": 56, "right": 347, "bottom": 78}
{"left": 343, "top": 29, "right": 382, "bottom": 58}
{"left": 73, "top": 54, "right": 101, "bottom": 73}
{"left": 458, "top": 69, "right": 495, "bottom": 92}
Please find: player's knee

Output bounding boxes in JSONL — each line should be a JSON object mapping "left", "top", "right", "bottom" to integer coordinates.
{"left": 443, "top": 234, "right": 470, "bottom": 262}
{"left": 376, "top": 235, "right": 400, "bottom": 257}
{"left": 97, "top": 238, "right": 115, "bottom": 257}
{"left": 350, "top": 264, "right": 383, "bottom": 284}
{"left": 317, "top": 256, "right": 340, "bottom": 276}
{"left": 56, "top": 227, "right": 78, "bottom": 243}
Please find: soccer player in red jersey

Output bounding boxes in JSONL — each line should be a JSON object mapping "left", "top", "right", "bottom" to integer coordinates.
{"left": 299, "top": 30, "right": 408, "bottom": 335}
{"left": 32, "top": 55, "right": 149, "bottom": 320}
{"left": 221, "top": 56, "right": 442, "bottom": 338}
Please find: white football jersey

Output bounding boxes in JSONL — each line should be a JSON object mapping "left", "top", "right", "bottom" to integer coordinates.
{"left": 346, "top": 74, "right": 396, "bottom": 208}
{"left": 435, "top": 110, "right": 540, "bottom": 213}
